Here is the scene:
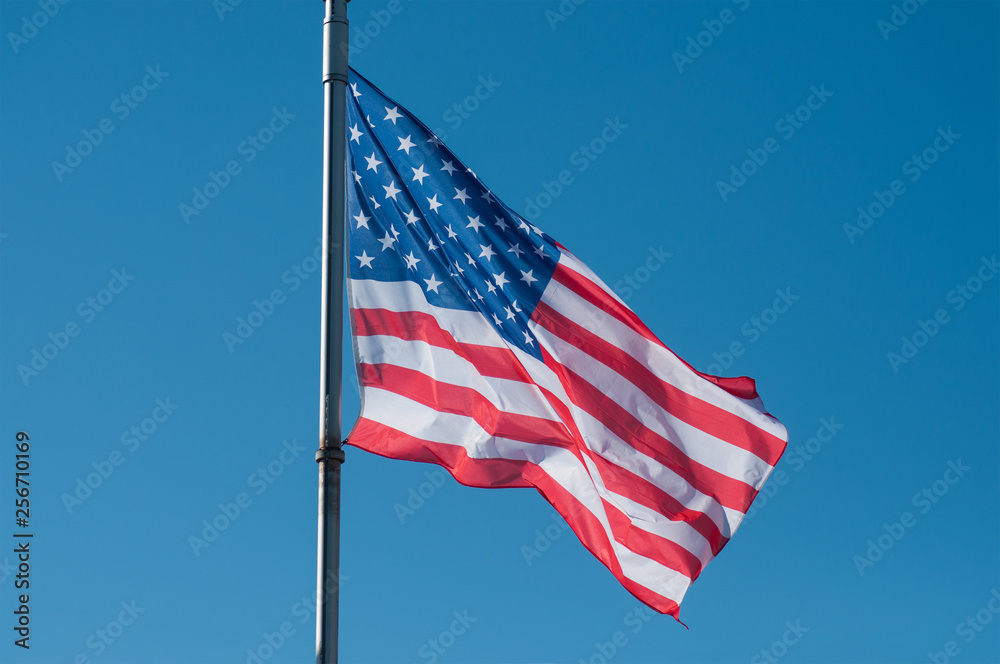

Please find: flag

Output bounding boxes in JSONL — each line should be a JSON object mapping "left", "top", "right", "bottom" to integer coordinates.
{"left": 344, "top": 69, "right": 788, "bottom": 621}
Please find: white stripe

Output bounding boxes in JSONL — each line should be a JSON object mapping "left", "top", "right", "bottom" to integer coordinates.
{"left": 541, "top": 261, "right": 788, "bottom": 443}
{"left": 567, "top": 400, "right": 742, "bottom": 538}
{"left": 579, "top": 455, "right": 715, "bottom": 569}
{"left": 535, "top": 326, "right": 775, "bottom": 487}
{"left": 363, "top": 388, "right": 693, "bottom": 604}
{"left": 356, "top": 334, "right": 564, "bottom": 424}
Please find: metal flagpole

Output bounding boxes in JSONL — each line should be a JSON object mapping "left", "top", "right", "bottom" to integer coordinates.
{"left": 316, "top": 0, "right": 349, "bottom": 663}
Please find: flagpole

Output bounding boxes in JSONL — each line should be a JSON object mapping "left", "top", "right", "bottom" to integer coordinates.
{"left": 316, "top": 0, "right": 349, "bottom": 663}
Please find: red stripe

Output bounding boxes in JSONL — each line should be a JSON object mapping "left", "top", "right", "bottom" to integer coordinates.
{"left": 551, "top": 263, "right": 763, "bottom": 402}
{"left": 533, "top": 295, "right": 785, "bottom": 467}
{"left": 537, "top": 343, "right": 758, "bottom": 513}
{"left": 347, "top": 417, "right": 684, "bottom": 618}
{"left": 353, "top": 307, "right": 531, "bottom": 383}
{"left": 586, "top": 451, "right": 728, "bottom": 555}
{"left": 603, "top": 502, "right": 704, "bottom": 580}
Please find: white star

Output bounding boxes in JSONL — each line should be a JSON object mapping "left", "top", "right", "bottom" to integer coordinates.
{"left": 404, "top": 252, "right": 420, "bottom": 271}
{"left": 366, "top": 114, "right": 374, "bottom": 127}
{"left": 428, "top": 134, "right": 444, "bottom": 148}
{"left": 353, "top": 170, "right": 362, "bottom": 184}
{"left": 530, "top": 224, "right": 543, "bottom": 235}
{"left": 466, "top": 215, "right": 484, "bottom": 232}
{"left": 465, "top": 252, "right": 476, "bottom": 265}
{"left": 454, "top": 188, "right": 470, "bottom": 204}
{"left": 350, "top": 123, "right": 363, "bottom": 143}
{"left": 355, "top": 251, "right": 374, "bottom": 268}
{"left": 490, "top": 313, "right": 501, "bottom": 326}
{"left": 512, "top": 300, "right": 522, "bottom": 312}
{"left": 404, "top": 209, "right": 420, "bottom": 225}
{"left": 384, "top": 106, "right": 402, "bottom": 124}
{"left": 494, "top": 216, "right": 509, "bottom": 232}
{"left": 390, "top": 225, "right": 400, "bottom": 239}
{"left": 481, "top": 190, "right": 496, "bottom": 205}
{"left": 474, "top": 289, "right": 484, "bottom": 301}
{"left": 454, "top": 261, "right": 465, "bottom": 275}
{"left": 519, "top": 220, "right": 533, "bottom": 234}
{"left": 520, "top": 270, "right": 538, "bottom": 286}
{"left": 368, "top": 196, "right": 380, "bottom": 210}
{"left": 427, "top": 194, "right": 442, "bottom": 213}
{"left": 365, "top": 153, "right": 382, "bottom": 172}
{"left": 377, "top": 232, "right": 396, "bottom": 252}
{"left": 446, "top": 225, "right": 458, "bottom": 239}
{"left": 508, "top": 244, "right": 524, "bottom": 258}
{"left": 523, "top": 331, "right": 534, "bottom": 347}
{"left": 467, "top": 167, "right": 478, "bottom": 179}
{"left": 533, "top": 244, "right": 547, "bottom": 259}
{"left": 424, "top": 274, "right": 442, "bottom": 293}
{"left": 427, "top": 237, "right": 439, "bottom": 251}
{"left": 504, "top": 306, "right": 516, "bottom": 321}
{"left": 350, "top": 82, "right": 361, "bottom": 98}
{"left": 383, "top": 181, "right": 401, "bottom": 200}
{"left": 353, "top": 211, "right": 370, "bottom": 229}
{"left": 398, "top": 135, "right": 415, "bottom": 154}
{"left": 486, "top": 280, "right": 497, "bottom": 295}
{"left": 479, "top": 244, "right": 496, "bottom": 261}
{"left": 441, "top": 160, "right": 457, "bottom": 175}
{"left": 412, "top": 164, "right": 429, "bottom": 184}
{"left": 493, "top": 272, "right": 509, "bottom": 289}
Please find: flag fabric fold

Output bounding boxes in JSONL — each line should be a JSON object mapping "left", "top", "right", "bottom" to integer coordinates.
{"left": 343, "top": 68, "right": 788, "bottom": 620}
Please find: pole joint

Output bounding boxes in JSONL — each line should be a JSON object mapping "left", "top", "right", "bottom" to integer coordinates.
{"left": 316, "top": 447, "right": 347, "bottom": 464}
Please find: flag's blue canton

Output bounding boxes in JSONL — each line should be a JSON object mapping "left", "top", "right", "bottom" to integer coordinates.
{"left": 346, "top": 70, "right": 558, "bottom": 359}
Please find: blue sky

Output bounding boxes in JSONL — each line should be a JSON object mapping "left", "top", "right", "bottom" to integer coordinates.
{"left": 1, "top": 1, "right": 998, "bottom": 663}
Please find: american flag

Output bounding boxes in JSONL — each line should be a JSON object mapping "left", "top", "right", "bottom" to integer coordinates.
{"left": 344, "top": 69, "right": 788, "bottom": 620}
